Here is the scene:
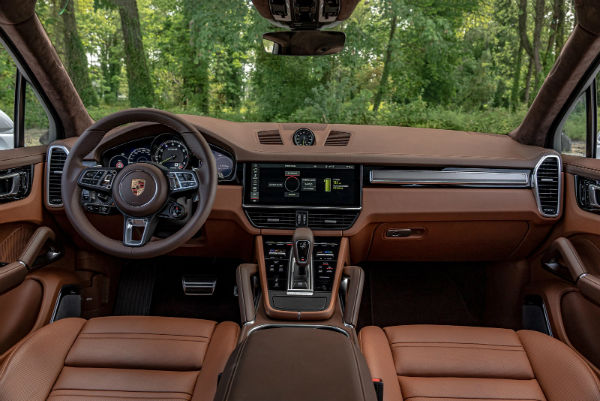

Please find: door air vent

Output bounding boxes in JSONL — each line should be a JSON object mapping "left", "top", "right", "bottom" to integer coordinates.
{"left": 324, "top": 131, "right": 351, "bottom": 146}
{"left": 533, "top": 155, "right": 562, "bottom": 218}
{"left": 47, "top": 145, "right": 69, "bottom": 207}
{"left": 245, "top": 209, "right": 360, "bottom": 230}
{"left": 258, "top": 130, "right": 283, "bottom": 145}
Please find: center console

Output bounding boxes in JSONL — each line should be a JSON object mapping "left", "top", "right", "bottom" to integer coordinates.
{"left": 258, "top": 229, "right": 346, "bottom": 320}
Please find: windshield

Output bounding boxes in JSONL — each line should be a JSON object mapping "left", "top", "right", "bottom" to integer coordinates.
{"left": 32, "top": 0, "right": 575, "bottom": 134}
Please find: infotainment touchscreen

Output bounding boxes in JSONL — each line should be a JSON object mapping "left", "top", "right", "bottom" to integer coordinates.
{"left": 245, "top": 163, "right": 361, "bottom": 207}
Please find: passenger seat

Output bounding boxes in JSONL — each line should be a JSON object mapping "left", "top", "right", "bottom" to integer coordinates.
{"left": 359, "top": 325, "right": 600, "bottom": 401}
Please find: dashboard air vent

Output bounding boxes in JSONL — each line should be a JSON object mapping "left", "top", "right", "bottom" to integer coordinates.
{"left": 258, "top": 130, "right": 283, "bottom": 145}
{"left": 533, "top": 155, "right": 561, "bottom": 217}
{"left": 245, "top": 209, "right": 360, "bottom": 230}
{"left": 307, "top": 211, "right": 359, "bottom": 230}
{"left": 325, "top": 131, "right": 351, "bottom": 146}
{"left": 246, "top": 210, "right": 296, "bottom": 229}
{"left": 47, "top": 146, "right": 69, "bottom": 207}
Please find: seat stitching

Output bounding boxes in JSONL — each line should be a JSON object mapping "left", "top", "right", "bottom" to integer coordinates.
{"left": 80, "top": 332, "right": 210, "bottom": 338}
{"left": 403, "top": 396, "right": 542, "bottom": 400}
{"left": 389, "top": 341, "right": 522, "bottom": 348}
{"left": 391, "top": 344, "right": 526, "bottom": 352}
{"left": 77, "top": 336, "right": 209, "bottom": 343}
{"left": 50, "top": 388, "right": 193, "bottom": 396}
{"left": 49, "top": 394, "right": 189, "bottom": 400}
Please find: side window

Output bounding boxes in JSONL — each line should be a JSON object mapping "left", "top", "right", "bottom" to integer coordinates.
{"left": 560, "top": 93, "right": 587, "bottom": 157}
{"left": 0, "top": 44, "right": 54, "bottom": 151}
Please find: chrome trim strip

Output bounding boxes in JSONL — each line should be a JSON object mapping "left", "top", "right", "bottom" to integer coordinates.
{"left": 247, "top": 323, "right": 350, "bottom": 337}
{"left": 46, "top": 145, "right": 70, "bottom": 208}
{"left": 532, "top": 154, "right": 562, "bottom": 218}
{"left": 369, "top": 168, "right": 531, "bottom": 188}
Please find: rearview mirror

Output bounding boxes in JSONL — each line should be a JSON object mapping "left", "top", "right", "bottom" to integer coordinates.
{"left": 263, "top": 31, "right": 345, "bottom": 56}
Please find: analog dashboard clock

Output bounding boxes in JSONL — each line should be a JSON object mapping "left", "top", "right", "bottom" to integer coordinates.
{"left": 292, "top": 128, "right": 316, "bottom": 146}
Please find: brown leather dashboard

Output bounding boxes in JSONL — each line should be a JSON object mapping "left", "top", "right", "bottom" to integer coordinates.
{"left": 44, "top": 116, "right": 560, "bottom": 263}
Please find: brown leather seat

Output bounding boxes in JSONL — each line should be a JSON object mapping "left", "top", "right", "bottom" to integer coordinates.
{"left": 0, "top": 316, "right": 239, "bottom": 401}
{"left": 359, "top": 324, "right": 600, "bottom": 401}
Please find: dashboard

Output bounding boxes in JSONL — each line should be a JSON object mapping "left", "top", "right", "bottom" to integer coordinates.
{"left": 100, "top": 133, "right": 236, "bottom": 181}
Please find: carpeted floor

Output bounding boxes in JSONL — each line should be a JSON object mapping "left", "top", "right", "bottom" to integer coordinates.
{"left": 357, "top": 262, "right": 487, "bottom": 330}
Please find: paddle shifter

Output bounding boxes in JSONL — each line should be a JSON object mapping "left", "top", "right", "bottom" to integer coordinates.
{"left": 288, "top": 227, "right": 314, "bottom": 293}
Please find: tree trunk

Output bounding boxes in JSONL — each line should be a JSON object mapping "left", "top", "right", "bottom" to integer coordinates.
{"left": 115, "top": 0, "right": 153, "bottom": 107}
{"left": 543, "top": 0, "right": 561, "bottom": 69}
{"left": 62, "top": 0, "right": 99, "bottom": 106}
{"left": 373, "top": 13, "right": 397, "bottom": 113}
{"left": 524, "top": 56, "right": 533, "bottom": 104}
{"left": 532, "top": 0, "right": 545, "bottom": 90}
{"left": 555, "top": 0, "right": 566, "bottom": 53}
{"left": 180, "top": 0, "right": 208, "bottom": 112}
{"left": 100, "top": 32, "right": 121, "bottom": 104}
{"left": 510, "top": 43, "right": 523, "bottom": 111}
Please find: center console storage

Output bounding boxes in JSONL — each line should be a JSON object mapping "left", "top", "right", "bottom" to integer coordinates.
{"left": 214, "top": 326, "right": 377, "bottom": 401}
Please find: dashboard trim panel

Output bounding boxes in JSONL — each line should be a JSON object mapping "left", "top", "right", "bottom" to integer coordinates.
{"left": 369, "top": 168, "right": 532, "bottom": 188}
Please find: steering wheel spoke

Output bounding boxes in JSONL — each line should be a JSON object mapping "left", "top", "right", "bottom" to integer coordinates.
{"left": 167, "top": 170, "right": 199, "bottom": 194}
{"left": 78, "top": 167, "right": 117, "bottom": 193}
{"left": 123, "top": 215, "right": 158, "bottom": 247}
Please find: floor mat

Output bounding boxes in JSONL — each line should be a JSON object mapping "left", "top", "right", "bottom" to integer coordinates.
{"left": 113, "top": 262, "right": 158, "bottom": 316}
{"left": 357, "top": 263, "right": 486, "bottom": 330}
{"left": 150, "top": 257, "right": 241, "bottom": 323}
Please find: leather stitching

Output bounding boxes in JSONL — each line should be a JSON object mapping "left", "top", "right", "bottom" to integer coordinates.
{"left": 389, "top": 340, "right": 521, "bottom": 346}
{"left": 391, "top": 344, "right": 526, "bottom": 352}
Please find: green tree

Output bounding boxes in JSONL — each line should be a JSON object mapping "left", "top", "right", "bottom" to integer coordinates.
{"left": 61, "top": 0, "right": 99, "bottom": 106}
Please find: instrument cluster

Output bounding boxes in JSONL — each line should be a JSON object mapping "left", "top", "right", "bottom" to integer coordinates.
{"left": 102, "top": 133, "right": 236, "bottom": 181}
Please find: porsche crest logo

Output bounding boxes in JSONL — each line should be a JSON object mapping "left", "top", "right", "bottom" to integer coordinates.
{"left": 131, "top": 178, "right": 146, "bottom": 196}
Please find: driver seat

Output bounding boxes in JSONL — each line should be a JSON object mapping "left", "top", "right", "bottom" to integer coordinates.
{"left": 0, "top": 316, "right": 239, "bottom": 401}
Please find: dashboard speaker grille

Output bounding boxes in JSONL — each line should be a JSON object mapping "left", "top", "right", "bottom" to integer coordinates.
{"left": 245, "top": 209, "right": 359, "bottom": 230}
{"left": 533, "top": 155, "right": 561, "bottom": 217}
{"left": 47, "top": 146, "right": 69, "bottom": 207}
{"left": 257, "top": 130, "right": 283, "bottom": 145}
{"left": 325, "top": 131, "right": 351, "bottom": 146}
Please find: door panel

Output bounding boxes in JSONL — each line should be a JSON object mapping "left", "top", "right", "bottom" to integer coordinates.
{"left": 0, "top": 147, "right": 80, "bottom": 361}
{"left": 534, "top": 154, "right": 600, "bottom": 372}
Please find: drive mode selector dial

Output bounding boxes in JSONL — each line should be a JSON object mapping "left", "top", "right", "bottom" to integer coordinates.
{"left": 285, "top": 176, "right": 300, "bottom": 192}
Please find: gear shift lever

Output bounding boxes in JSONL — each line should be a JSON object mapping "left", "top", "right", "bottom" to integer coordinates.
{"left": 289, "top": 228, "right": 314, "bottom": 292}
{"left": 293, "top": 228, "right": 313, "bottom": 275}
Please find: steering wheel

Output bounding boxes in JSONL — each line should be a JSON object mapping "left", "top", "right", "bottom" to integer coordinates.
{"left": 61, "top": 109, "right": 217, "bottom": 259}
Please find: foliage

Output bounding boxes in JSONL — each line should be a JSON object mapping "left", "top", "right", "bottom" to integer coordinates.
{"left": 2, "top": 0, "right": 579, "bottom": 135}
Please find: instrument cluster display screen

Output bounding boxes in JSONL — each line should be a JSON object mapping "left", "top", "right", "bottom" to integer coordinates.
{"left": 245, "top": 163, "right": 361, "bottom": 207}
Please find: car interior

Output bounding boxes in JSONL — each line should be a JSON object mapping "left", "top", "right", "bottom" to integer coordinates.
{"left": 1, "top": 0, "right": 600, "bottom": 400}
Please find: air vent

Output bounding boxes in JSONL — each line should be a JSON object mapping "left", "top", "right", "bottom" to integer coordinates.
{"left": 245, "top": 209, "right": 359, "bottom": 230}
{"left": 47, "top": 145, "right": 69, "bottom": 207}
{"left": 307, "top": 211, "right": 359, "bottom": 230}
{"left": 325, "top": 131, "right": 351, "bottom": 146}
{"left": 246, "top": 209, "right": 296, "bottom": 229}
{"left": 533, "top": 155, "right": 561, "bottom": 217}
{"left": 258, "top": 130, "right": 283, "bottom": 145}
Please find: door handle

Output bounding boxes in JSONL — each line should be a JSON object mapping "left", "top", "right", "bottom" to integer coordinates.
{"left": 544, "top": 237, "right": 600, "bottom": 305}
{"left": 587, "top": 184, "right": 600, "bottom": 209}
{"left": 0, "top": 172, "right": 22, "bottom": 200}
